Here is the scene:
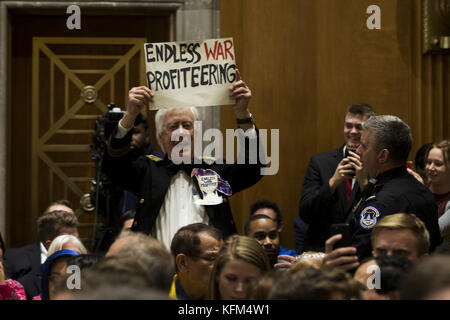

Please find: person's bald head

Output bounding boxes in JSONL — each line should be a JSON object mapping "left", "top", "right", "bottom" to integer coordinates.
{"left": 106, "top": 231, "right": 166, "bottom": 258}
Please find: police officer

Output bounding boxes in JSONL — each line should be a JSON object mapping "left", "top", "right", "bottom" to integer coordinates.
{"left": 323, "top": 115, "right": 441, "bottom": 270}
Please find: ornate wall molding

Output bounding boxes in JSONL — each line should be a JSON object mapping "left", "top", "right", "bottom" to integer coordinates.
{"left": 422, "top": 0, "right": 450, "bottom": 53}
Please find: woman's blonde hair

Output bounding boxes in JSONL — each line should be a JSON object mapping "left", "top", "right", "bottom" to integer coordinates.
{"left": 207, "top": 235, "right": 270, "bottom": 300}
{"left": 370, "top": 213, "right": 430, "bottom": 256}
{"left": 47, "top": 234, "right": 88, "bottom": 256}
{"left": 291, "top": 251, "right": 325, "bottom": 271}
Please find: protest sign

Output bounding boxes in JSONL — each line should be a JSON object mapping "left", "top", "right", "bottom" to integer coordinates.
{"left": 145, "top": 38, "right": 236, "bottom": 110}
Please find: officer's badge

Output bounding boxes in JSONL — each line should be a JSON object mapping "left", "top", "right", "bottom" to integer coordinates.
{"left": 359, "top": 206, "right": 381, "bottom": 230}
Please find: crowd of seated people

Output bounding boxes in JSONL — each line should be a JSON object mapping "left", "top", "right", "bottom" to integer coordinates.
{"left": 0, "top": 95, "right": 449, "bottom": 301}
{"left": 1, "top": 198, "right": 449, "bottom": 301}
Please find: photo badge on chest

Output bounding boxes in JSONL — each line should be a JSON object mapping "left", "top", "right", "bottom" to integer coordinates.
{"left": 191, "top": 168, "right": 232, "bottom": 205}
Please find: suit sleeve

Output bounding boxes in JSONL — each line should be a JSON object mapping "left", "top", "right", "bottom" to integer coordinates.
{"left": 439, "top": 201, "right": 450, "bottom": 240}
{"left": 218, "top": 128, "right": 264, "bottom": 194}
{"left": 299, "top": 156, "right": 338, "bottom": 223}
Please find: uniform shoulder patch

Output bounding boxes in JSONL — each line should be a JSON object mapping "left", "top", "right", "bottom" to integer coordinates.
{"left": 359, "top": 206, "right": 381, "bottom": 230}
{"left": 146, "top": 154, "right": 163, "bottom": 162}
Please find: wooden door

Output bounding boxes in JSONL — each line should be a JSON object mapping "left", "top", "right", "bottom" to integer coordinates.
{"left": 31, "top": 37, "right": 146, "bottom": 249}
{"left": 8, "top": 13, "right": 172, "bottom": 248}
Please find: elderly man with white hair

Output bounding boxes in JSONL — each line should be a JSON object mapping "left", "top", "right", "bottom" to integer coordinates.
{"left": 102, "top": 69, "right": 263, "bottom": 249}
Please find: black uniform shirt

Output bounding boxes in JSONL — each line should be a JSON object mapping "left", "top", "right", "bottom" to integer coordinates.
{"left": 349, "top": 166, "right": 442, "bottom": 260}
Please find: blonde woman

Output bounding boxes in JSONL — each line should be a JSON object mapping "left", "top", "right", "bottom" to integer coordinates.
{"left": 47, "top": 234, "right": 88, "bottom": 256}
{"left": 208, "top": 235, "right": 270, "bottom": 300}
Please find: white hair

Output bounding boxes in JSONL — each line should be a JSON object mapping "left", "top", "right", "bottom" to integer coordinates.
{"left": 47, "top": 234, "right": 88, "bottom": 256}
{"left": 154, "top": 107, "right": 200, "bottom": 153}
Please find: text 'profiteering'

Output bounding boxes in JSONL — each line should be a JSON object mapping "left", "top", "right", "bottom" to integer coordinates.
{"left": 145, "top": 38, "right": 236, "bottom": 110}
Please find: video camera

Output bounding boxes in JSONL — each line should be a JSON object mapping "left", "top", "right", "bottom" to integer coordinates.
{"left": 91, "top": 103, "right": 125, "bottom": 162}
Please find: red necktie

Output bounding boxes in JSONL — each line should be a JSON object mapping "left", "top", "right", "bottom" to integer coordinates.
{"left": 346, "top": 179, "right": 352, "bottom": 204}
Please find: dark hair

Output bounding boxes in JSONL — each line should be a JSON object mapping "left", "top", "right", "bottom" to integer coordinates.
{"left": 44, "top": 199, "right": 73, "bottom": 214}
{"left": 375, "top": 255, "right": 413, "bottom": 295}
{"left": 134, "top": 113, "right": 148, "bottom": 131}
{"left": 0, "top": 231, "right": 5, "bottom": 256}
{"left": 414, "top": 143, "right": 433, "bottom": 170}
{"left": 170, "top": 223, "right": 223, "bottom": 262}
{"left": 66, "top": 254, "right": 101, "bottom": 270}
{"left": 37, "top": 210, "right": 79, "bottom": 243}
{"left": 346, "top": 103, "right": 376, "bottom": 118}
{"left": 250, "top": 200, "right": 282, "bottom": 229}
{"left": 244, "top": 214, "right": 277, "bottom": 236}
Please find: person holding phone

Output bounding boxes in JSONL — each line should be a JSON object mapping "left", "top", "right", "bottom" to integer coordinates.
{"left": 298, "top": 104, "right": 375, "bottom": 252}
{"left": 323, "top": 116, "right": 442, "bottom": 270}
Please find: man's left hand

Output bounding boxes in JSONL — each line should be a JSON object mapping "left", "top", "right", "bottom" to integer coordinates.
{"left": 230, "top": 69, "right": 252, "bottom": 120}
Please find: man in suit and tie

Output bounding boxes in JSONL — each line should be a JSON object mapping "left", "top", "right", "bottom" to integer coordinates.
{"left": 298, "top": 104, "right": 375, "bottom": 252}
{"left": 3, "top": 209, "right": 79, "bottom": 299}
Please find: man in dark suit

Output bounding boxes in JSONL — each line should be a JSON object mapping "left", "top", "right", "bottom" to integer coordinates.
{"left": 3, "top": 210, "right": 79, "bottom": 299}
{"left": 102, "top": 69, "right": 264, "bottom": 249}
{"left": 298, "top": 104, "right": 375, "bottom": 251}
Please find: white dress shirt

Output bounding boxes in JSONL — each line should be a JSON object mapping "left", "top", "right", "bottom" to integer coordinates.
{"left": 115, "top": 120, "right": 256, "bottom": 249}
{"left": 115, "top": 121, "right": 208, "bottom": 249}
{"left": 151, "top": 171, "right": 208, "bottom": 249}
{"left": 40, "top": 242, "right": 48, "bottom": 264}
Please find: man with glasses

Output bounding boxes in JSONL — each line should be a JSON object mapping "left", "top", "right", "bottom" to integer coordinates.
{"left": 169, "top": 223, "right": 223, "bottom": 300}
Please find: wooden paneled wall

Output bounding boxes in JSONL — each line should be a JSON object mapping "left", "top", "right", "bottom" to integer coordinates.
{"left": 220, "top": 0, "right": 449, "bottom": 249}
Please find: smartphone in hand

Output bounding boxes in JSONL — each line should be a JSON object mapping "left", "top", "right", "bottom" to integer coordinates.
{"left": 330, "top": 223, "right": 352, "bottom": 249}
{"left": 344, "top": 147, "right": 357, "bottom": 177}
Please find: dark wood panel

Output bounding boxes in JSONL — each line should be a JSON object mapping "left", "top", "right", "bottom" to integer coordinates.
{"left": 221, "top": 0, "right": 449, "bottom": 250}
{"left": 221, "top": 0, "right": 318, "bottom": 249}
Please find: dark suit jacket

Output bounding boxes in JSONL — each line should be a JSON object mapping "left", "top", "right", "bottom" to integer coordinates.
{"left": 299, "top": 146, "right": 361, "bottom": 251}
{"left": 293, "top": 216, "right": 309, "bottom": 254}
{"left": 102, "top": 127, "right": 264, "bottom": 239}
{"left": 3, "top": 243, "right": 42, "bottom": 299}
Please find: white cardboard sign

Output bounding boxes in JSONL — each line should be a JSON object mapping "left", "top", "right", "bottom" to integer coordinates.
{"left": 145, "top": 38, "right": 236, "bottom": 110}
